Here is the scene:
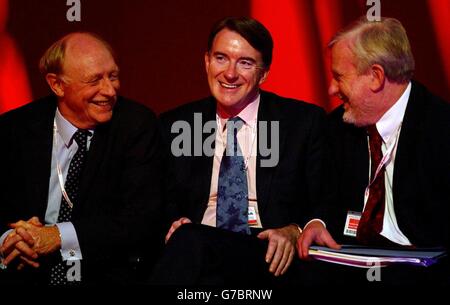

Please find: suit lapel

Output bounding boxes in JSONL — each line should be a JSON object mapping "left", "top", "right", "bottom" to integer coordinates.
{"left": 348, "top": 126, "right": 370, "bottom": 212}
{"left": 77, "top": 121, "right": 109, "bottom": 210}
{"left": 256, "top": 92, "right": 287, "bottom": 216}
{"left": 22, "top": 98, "right": 56, "bottom": 220}
{"left": 195, "top": 99, "right": 217, "bottom": 219}
{"left": 392, "top": 82, "right": 423, "bottom": 237}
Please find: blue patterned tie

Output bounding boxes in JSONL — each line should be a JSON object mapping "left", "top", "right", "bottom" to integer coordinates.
{"left": 216, "top": 117, "right": 250, "bottom": 234}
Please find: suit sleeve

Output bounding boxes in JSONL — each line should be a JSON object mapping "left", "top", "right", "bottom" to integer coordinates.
{"left": 302, "top": 107, "right": 337, "bottom": 227}
{"left": 0, "top": 115, "right": 13, "bottom": 235}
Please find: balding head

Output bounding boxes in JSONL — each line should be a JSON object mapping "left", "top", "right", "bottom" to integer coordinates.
{"left": 39, "top": 32, "right": 116, "bottom": 76}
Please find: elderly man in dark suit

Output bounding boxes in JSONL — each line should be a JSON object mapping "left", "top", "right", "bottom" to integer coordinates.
{"left": 298, "top": 17, "right": 450, "bottom": 284}
{"left": 0, "top": 32, "right": 165, "bottom": 284}
{"left": 150, "top": 17, "right": 333, "bottom": 285}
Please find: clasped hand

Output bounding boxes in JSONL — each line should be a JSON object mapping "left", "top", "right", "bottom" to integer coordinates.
{"left": 0, "top": 217, "right": 61, "bottom": 270}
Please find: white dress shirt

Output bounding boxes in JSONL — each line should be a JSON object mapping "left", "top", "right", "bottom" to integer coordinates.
{"left": 371, "top": 82, "right": 412, "bottom": 245}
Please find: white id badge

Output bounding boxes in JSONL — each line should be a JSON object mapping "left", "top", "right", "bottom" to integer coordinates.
{"left": 343, "top": 211, "right": 361, "bottom": 237}
{"left": 248, "top": 206, "right": 257, "bottom": 225}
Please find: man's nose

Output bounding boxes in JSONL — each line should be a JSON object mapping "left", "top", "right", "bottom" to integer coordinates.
{"left": 101, "top": 78, "right": 118, "bottom": 97}
{"left": 223, "top": 62, "right": 239, "bottom": 81}
{"left": 328, "top": 79, "right": 339, "bottom": 97}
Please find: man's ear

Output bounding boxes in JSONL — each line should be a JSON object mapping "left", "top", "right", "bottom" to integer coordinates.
{"left": 369, "top": 64, "right": 385, "bottom": 92}
{"left": 45, "top": 73, "right": 65, "bottom": 97}
{"left": 204, "top": 52, "right": 211, "bottom": 75}
{"left": 258, "top": 68, "right": 270, "bottom": 85}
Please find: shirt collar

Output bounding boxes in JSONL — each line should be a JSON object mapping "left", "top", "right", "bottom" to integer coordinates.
{"left": 54, "top": 108, "right": 94, "bottom": 147}
{"left": 55, "top": 108, "right": 78, "bottom": 147}
{"left": 216, "top": 94, "right": 260, "bottom": 130}
{"left": 376, "top": 82, "right": 411, "bottom": 142}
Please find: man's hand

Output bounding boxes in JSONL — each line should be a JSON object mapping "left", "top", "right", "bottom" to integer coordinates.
{"left": 165, "top": 217, "right": 192, "bottom": 243}
{"left": 257, "top": 224, "right": 300, "bottom": 277}
{"left": 11, "top": 223, "right": 61, "bottom": 256}
{"left": 297, "top": 220, "right": 340, "bottom": 260}
{"left": 0, "top": 217, "right": 43, "bottom": 269}
{"left": 1, "top": 227, "right": 39, "bottom": 269}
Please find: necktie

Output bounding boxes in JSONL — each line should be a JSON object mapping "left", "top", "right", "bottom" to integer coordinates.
{"left": 216, "top": 117, "right": 250, "bottom": 234}
{"left": 49, "top": 129, "right": 89, "bottom": 285}
{"left": 356, "top": 125, "right": 386, "bottom": 246}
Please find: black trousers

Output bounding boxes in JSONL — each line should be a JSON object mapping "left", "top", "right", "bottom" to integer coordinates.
{"left": 149, "top": 223, "right": 299, "bottom": 286}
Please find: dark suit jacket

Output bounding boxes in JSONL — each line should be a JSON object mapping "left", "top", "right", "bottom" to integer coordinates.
{"left": 159, "top": 90, "right": 333, "bottom": 230}
{"left": 327, "top": 81, "right": 450, "bottom": 249}
{"left": 0, "top": 95, "right": 165, "bottom": 284}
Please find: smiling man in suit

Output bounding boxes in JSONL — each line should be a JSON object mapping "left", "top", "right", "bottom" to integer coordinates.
{"left": 297, "top": 17, "right": 450, "bottom": 284}
{"left": 150, "top": 17, "right": 333, "bottom": 285}
{"left": 0, "top": 32, "right": 165, "bottom": 284}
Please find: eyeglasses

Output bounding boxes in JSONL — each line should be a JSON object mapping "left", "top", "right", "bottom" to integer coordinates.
{"left": 210, "top": 54, "right": 264, "bottom": 72}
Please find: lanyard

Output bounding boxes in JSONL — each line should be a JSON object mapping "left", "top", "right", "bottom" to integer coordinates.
{"left": 244, "top": 124, "right": 257, "bottom": 171}
{"left": 363, "top": 124, "right": 402, "bottom": 207}
{"left": 53, "top": 120, "right": 75, "bottom": 209}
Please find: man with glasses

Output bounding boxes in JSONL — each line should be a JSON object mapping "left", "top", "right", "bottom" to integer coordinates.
{"left": 151, "top": 17, "right": 334, "bottom": 285}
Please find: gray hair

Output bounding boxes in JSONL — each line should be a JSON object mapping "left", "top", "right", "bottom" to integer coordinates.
{"left": 329, "top": 17, "right": 414, "bottom": 83}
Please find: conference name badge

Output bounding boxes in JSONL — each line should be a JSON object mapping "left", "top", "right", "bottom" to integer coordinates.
{"left": 343, "top": 211, "right": 361, "bottom": 237}
{"left": 248, "top": 206, "right": 257, "bottom": 225}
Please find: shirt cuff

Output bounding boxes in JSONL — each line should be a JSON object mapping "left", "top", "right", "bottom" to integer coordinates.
{"left": 303, "top": 219, "right": 326, "bottom": 230}
{"left": 56, "top": 222, "right": 83, "bottom": 261}
{"left": 0, "top": 229, "right": 13, "bottom": 262}
{"left": 0, "top": 229, "right": 13, "bottom": 247}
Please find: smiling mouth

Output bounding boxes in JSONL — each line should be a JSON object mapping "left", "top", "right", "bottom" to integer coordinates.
{"left": 92, "top": 100, "right": 115, "bottom": 109}
{"left": 219, "top": 81, "right": 241, "bottom": 89}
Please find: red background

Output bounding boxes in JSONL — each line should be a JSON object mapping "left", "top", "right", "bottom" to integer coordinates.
{"left": 1, "top": 0, "right": 449, "bottom": 114}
